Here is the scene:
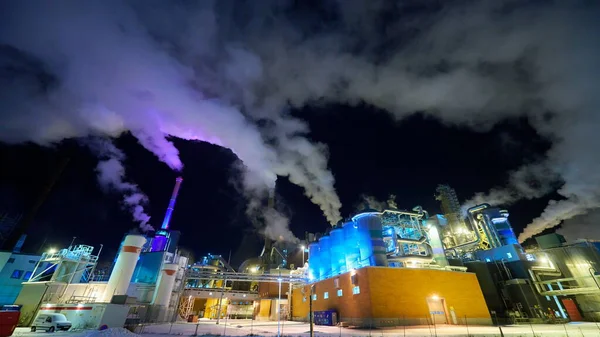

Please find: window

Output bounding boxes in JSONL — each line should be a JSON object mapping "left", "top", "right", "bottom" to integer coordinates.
{"left": 7, "top": 258, "right": 14, "bottom": 264}
{"left": 337, "top": 289, "right": 343, "bottom": 297}
{"left": 11, "top": 270, "right": 24, "bottom": 279}
{"left": 352, "top": 286, "right": 360, "bottom": 295}
{"left": 333, "top": 278, "right": 340, "bottom": 288}
{"left": 324, "top": 292, "right": 329, "bottom": 299}
{"left": 311, "top": 294, "right": 317, "bottom": 301}
{"left": 506, "top": 252, "right": 513, "bottom": 259}
{"left": 302, "top": 296, "right": 306, "bottom": 302}
{"left": 23, "top": 271, "right": 33, "bottom": 281}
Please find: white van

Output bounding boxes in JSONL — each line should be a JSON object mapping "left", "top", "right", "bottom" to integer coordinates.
{"left": 31, "top": 313, "right": 72, "bottom": 332}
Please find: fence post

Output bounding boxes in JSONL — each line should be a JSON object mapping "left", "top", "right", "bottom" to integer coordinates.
{"left": 528, "top": 319, "right": 536, "bottom": 337}
{"left": 464, "top": 315, "right": 470, "bottom": 337}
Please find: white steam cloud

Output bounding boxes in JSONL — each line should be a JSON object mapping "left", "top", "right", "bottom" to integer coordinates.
{"left": 1, "top": 1, "right": 599, "bottom": 241}
{"left": 87, "top": 138, "right": 154, "bottom": 232}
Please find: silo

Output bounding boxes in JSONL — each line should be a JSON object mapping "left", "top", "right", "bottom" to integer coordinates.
{"left": 353, "top": 212, "right": 387, "bottom": 267}
{"left": 318, "top": 235, "right": 332, "bottom": 280}
{"left": 152, "top": 263, "right": 179, "bottom": 306}
{"left": 330, "top": 228, "right": 346, "bottom": 275}
{"left": 102, "top": 234, "right": 146, "bottom": 302}
{"left": 343, "top": 221, "right": 360, "bottom": 271}
{"left": 308, "top": 242, "right": 320, "bottom": 281}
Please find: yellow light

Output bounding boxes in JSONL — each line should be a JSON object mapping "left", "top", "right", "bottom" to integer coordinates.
{"left": 250, "top": 267, "right": 258, "bottom": 273}
{"left": 431, "top": 294, "right": 440, "bottom": 300}
{"left": 47, "top": 248, "right": 57, "bottom": 254}
{"left": 300, "top": 245, "right": 305, "bottom": 250}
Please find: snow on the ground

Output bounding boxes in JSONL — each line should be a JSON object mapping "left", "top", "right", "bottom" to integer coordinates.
{"left": 84, "top": 328, "right": 140, "bottom": 337}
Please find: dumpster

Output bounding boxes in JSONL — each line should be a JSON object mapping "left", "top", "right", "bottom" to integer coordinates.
{"left": 0, "top": 305, "right": 20, "bottom": 337}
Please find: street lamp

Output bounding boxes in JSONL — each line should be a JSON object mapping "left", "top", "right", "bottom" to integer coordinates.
{"left": 277, "top": 273, "right": 282, "bottom": 337}
{"left": 300, "top": 245, "right": 306, "bottom": 266}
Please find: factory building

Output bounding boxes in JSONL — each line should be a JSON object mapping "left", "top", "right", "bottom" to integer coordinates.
{"left": 299, "top": 204, "right": 492, "bottom": 327}
{"left": 13, "top": 177, "right": 189, "bottom": 328}
{"left": 526, "top": 234, "right": 600, "bottom": 321}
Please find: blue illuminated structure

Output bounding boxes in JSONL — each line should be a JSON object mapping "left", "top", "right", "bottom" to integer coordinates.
{"left": 151, "top": 177, "right": 183, "bottom": 252}
{"left": 343, "top": 221, "right": 360, "bottom": 271}
{"left": 330, "top": 228, "right": 346, "bottom": 275}
{"left": 308, "top": 242, "right": 320, "bottom": 281}
{"left": 318, "top": 235, "right": 332, "bottom": 280}
{"left": 353, "top": 211, "right": 387, "bottom": 267}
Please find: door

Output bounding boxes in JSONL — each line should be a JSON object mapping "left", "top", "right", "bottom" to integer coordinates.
{"left": 426, "top": 297, "right": 447, "bottom": 324}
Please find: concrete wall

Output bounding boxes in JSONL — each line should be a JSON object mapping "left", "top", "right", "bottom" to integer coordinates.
{"left": 0, "top": 252, "right": 40, "bottom": 305}
{"left": 292, "top": 267, "right": 492, "bottom": 327}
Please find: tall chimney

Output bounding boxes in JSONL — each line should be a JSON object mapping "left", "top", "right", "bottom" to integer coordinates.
{"left": 161, "top": 177, "right": 183, "bottom": 230}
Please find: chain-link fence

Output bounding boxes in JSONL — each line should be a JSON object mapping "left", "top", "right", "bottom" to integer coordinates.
{"left": 127, "top": 318, "right": 600, "bottom": 337}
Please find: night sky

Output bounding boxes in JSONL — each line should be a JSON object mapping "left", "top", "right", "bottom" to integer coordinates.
{"left": 0, "top": 107, "right": 553, "bottom": 264}
{"left": 1, "top": 1, "right": 598, "bottom": 267}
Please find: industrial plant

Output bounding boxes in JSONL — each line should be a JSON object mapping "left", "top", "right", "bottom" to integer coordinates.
{"left": 1, "top": 180, "right": 599, "bottom": 332}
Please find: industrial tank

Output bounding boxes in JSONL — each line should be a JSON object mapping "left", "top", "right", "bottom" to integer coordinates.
{"left": 308, "top": 242, "right": 320, "bottom": 281}
{"left": 353, "top": 212, "right": 387, "bottom": 267}
{"left": 318, "top": 235, "right": 332, "bottom": 280}
{"left": 330, "top": 228, "right": 347, "bottom": 275}
{"left": 343, "top": 221, "right": 360, "bottom": 271}
{"left": 103, "top": 234, "right": 146, "bottom": 302}
{"left": 152, "top": 263, "right": 179, "bottom": 306}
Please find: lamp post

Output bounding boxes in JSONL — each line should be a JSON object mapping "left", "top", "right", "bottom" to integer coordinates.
{"left": 277, "top": 272, "right": 282, "bottom": 337}
{"left": 300, "top": 245, "right": 306, "bottom": 266}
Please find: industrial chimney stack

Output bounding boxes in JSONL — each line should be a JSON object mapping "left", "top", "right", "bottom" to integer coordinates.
{"left": 151, "top": 177, "right": 183, "bottom": 252}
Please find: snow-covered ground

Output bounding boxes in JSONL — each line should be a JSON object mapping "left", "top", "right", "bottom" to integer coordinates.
{"left": 10, "top": 320, "right": 600, "bottom": 337}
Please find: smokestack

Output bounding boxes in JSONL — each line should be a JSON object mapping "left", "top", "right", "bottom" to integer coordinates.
{"left": 161, "top": 177, "right": 183, "bottom": 230}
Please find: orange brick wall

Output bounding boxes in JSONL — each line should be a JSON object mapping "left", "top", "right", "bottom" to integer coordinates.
{"left": 258, "top": 282, "right": 290, "bottom": 298}
{"left": 291, "top": 267, "right": 491, "bottom": 325}
{"left": 292, "top": 268, "right": 372, "bottom": 320}
{"left": 366, "top": 267, "right": 491, "bottom": 320}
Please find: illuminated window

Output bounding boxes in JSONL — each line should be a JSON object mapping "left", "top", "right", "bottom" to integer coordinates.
{"left": 352, "top": 286, "right": 360, "bottom": 295}
{"left": 11, "top": 270, "right": 24, "bottom": 279}
{"left": 324, "top": 292, "right": 329, "bottom": 299}
{"left": 506, "top": 253, "right": 513, "bottom": 259}
{"left": 312, "top": 294, "right": 317, "bottom": 301}
{"left": 337, "top": 289, "right": 343, "bottom": 297}
{"left": 302, "top": 297, "right": 306, "bottom": 302}
{"left": 23, "top": 271, "right": 33, "bottom": 281}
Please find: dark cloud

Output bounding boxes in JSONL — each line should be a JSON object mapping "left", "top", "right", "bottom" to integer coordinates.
{"left": 1, "top": 0, "right": 598, "bottom": 240}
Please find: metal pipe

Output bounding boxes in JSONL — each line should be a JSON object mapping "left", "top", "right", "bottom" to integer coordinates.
{"left": 161, "top": 177, "right": 184, "bottom": 230}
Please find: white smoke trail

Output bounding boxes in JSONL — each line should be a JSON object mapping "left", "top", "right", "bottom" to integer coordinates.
{"left": 88, "top": 138, "right": 154, "bottom": 232}
{"left": 1, "top": 0, "right": 599, "bottom": 242}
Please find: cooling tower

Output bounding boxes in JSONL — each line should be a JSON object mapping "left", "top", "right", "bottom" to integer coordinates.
{"left": 102, "top": 234, "right": 146, "bottom": 302}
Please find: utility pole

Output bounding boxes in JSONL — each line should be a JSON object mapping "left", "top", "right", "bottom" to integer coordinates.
{"left": 216, "top": 277, "right": 227, "bottom": 324}
{"left": 309, "top": 285, "right": 314, "bottom": 337}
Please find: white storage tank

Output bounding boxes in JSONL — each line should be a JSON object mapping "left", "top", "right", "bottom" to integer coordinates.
{"left": 152, "top": 263, "right": 179, "bottom": 306}
{"left": 102, "top": 235, "right": 146, "bottom": 302}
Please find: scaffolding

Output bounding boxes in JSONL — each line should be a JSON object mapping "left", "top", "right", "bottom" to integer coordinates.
{"left": 29, "top": 245, "right": 99, "bottom": 283}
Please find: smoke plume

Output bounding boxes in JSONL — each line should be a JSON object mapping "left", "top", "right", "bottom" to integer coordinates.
{"left": 557, "top": 209, "right": 600, "bottom": 243}
{"left": 87, "top": 138, "right": 154, "bottom": 232}
{"left": 1, "top": 0, "right": 599, "bottom": 241}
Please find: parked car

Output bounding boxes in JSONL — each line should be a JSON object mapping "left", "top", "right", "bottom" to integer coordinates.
{"left": 31, "top": 313, "right": 72, "bottom": 333}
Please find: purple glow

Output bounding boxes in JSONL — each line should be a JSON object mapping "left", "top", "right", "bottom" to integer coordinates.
{"left": 151, "top": 234, "right": 168, "bottom": 252}
{"left": 161, "top": 177, "right": 183, "bottom": 230}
